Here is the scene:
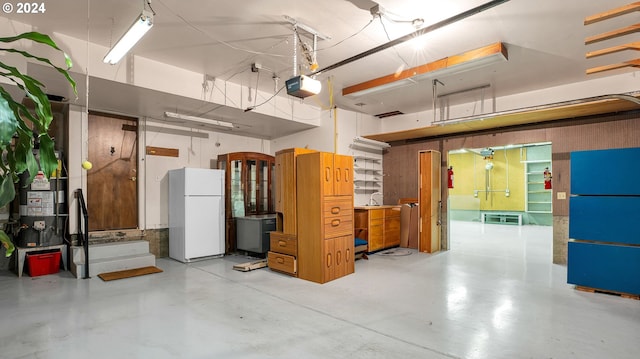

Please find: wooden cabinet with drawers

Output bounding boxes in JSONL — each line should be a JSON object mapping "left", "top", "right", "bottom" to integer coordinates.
{"left": 268, "top": 148, "right": 316, "bottom": 277}
{"left": 297, "top": 152, "right": 354, "bottom": 284}
{"left": 354, "top": 205, "right": 401, "bottom": 252}
{"left": 268, "top": 232, "right": 297, "bottom": 275}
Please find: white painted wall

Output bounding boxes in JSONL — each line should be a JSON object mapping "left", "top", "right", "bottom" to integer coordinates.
{"left": 140, "top": 119, "right": 271, "bottom": 229}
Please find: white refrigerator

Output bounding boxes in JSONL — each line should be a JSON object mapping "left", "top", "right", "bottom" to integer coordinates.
{"left": 168, "top": 168, "right": 225, "bottom": 262}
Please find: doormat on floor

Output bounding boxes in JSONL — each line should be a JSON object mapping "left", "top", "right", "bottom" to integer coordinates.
{"left": 98, "top": 266, "right": 163, "bottom": 281}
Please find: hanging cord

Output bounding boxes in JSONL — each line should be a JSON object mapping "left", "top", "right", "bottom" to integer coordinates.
{"left": 253, "top": 70, "right": 260, "bottom": 108}
{"left": 317, "top": 19, "right": 374, "bottom": 51}
{"left": 244, "top": 85, "right": 286, "bottom": 112}
{"left": 377, "top": 16, "right": 411, "bottom": 69}
{"left": 144, "top": 0, "right": 156, "bottom": 15}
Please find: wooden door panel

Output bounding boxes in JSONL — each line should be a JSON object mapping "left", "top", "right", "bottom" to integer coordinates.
{"left": 87, "top": 113, "right": 138, "bottom": 231}
{"left": 323, "top": 238, "right": 335, "bottom": 282}
{"left": 321, "top": 152, "right": 334, "bottom": 196}
{"left": 419, "top": 151, "right": 441, "bottom": 253}
{"left": 334, "top": 154, "right": 353, "bottom": 195}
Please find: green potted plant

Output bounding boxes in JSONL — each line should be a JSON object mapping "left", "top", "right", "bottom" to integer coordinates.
{"left": 0, "top": 32, "right": 76, "bottom": 257}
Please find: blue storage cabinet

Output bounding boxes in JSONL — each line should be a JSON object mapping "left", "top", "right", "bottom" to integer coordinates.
{"left": 568, "top": 241, "right": 640, "bottom": 295}
{"left": 568, "top": 147, "right": 640, "bottom": 295}
{"left": 571, "top": 147, "right": 640, "bottom": 195}
{"left": 569, "top": 196, "right": 640, "bottom": 245}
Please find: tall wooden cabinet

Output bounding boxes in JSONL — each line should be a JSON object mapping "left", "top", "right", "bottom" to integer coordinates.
{"left": 217, "top": 152, "right": 275, "bottom": 253}
{"left": 268, "top": 148, "right": 316, "bottom": 276}
{"left": 296, "top": 152, "right": 355, "bottom": 284}
{"left": 418, "top": 150, "right": 441, "bottom": 253}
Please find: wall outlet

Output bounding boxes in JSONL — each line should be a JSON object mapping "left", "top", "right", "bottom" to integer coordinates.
{"left": 557, "top": 192, "right": 567, "bottom": 200}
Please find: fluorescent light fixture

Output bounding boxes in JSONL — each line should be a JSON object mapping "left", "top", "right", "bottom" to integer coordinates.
{"left": 103, "top": 10, "right": 154, "bottom": 65}
{"left": 353, "top": 136, "right": 391, "bottom": 148}
{"left": 343, "top": 42, "right": 507, "bottom": 98}
{"left": 164, "top": 112, "right": 234, "bottom": 129}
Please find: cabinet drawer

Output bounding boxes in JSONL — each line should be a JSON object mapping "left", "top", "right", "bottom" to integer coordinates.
{"left": 268, "top": 251, "right": 297, "bottom": 275}
{"left": 324, "top": 215, "right": 353, "bottom": 238}
{"left": 323, "top": 197, "right": 353, "bottom": 217}
{"left": 270, "top": 232, "right": 297, "bottom": 256}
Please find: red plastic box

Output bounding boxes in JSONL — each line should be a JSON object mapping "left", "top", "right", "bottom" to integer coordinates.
{"left": 26, "top": 250, "right": 61, "bottom": 277}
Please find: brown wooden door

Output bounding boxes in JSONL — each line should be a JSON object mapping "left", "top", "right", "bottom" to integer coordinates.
{"left": 87, "top": 113, "right": 138, "bottom": 231}
{"left": 418, "top": 150, "right": 441, "bottom": 253}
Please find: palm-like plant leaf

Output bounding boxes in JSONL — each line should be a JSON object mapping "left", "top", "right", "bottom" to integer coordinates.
{"left": 0, "top": 31, "right": 75, "bottom": 257}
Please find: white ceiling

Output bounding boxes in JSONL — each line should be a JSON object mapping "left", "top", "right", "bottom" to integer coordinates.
{"left": 3, "top": 0, "right": 637, "bottom": 136}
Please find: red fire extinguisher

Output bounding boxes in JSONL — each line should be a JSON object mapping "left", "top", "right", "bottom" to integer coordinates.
{"left": 544, "top": 167, "right": 552, "bottom": 190}
{"left": 448, "top": 166, "right": 454, "bottom": 189}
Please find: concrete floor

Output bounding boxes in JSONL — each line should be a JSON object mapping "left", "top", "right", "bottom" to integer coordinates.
{"left": 1, "top": 221, "right": 639, "bottom": 358}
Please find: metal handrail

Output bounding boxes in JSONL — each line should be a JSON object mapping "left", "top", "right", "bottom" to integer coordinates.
{"left": 75, "top": 189, "right": 90, "bottom": 279}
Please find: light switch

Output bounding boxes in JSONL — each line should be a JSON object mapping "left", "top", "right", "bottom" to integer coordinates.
{"left": 557, "top": 192, "right": 567, "bottom": 200}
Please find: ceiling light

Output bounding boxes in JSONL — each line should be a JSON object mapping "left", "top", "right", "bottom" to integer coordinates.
{"left": 343, "top": 42, "right": 507, "bottom": 98}
{"left": 164, "top": 112, "right": 234, "bottom": 129}
{"left": 103, "top": 10, "right": 154, "bottom": 65}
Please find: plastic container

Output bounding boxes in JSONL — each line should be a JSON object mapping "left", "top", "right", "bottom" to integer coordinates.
{"left": 26, "top": 250, "right": 61, "bottom": 277}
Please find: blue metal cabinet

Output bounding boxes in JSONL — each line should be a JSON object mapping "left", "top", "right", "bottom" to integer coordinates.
{"left": 568, "top": 147, "right": 640, "bottom": 295}
{"left": 571, "top": 148, "right": 640, "bottom": 195}
{"left": 569, "top": 196, "right": 640, "bottom": 245}
{"left": 568, "top": 241, "right": 640, "bottom": 295}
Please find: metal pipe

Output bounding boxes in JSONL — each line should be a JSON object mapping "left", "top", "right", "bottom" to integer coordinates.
{"left": 309, "top": 0, "right": 511, "bottom": 76}
{"left": 76, "top": 189, "right": 90, "bottom": 279}
{"left": 432, "top": 79, "right": 444, "bottom": 123}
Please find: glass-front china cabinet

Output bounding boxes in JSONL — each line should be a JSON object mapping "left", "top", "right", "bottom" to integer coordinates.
{"left": 217, "top": 152, "right": 275, "bottom": 253}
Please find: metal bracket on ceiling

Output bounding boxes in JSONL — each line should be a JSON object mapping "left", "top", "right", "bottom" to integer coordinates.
{"left": 283, "top": 15, "right": 331, "bottom": 41}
